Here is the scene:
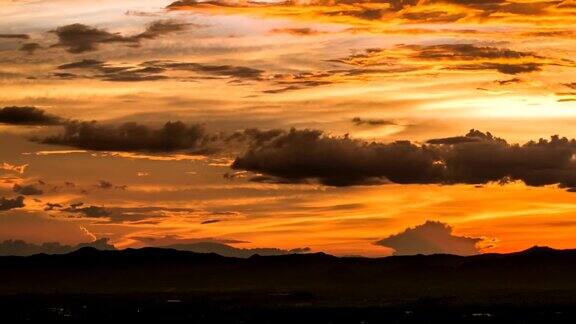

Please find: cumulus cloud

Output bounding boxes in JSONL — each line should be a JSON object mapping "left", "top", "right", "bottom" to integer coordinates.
{"left": 51, "top": 20, "right": 191, "bottom": 53}
{"left": 0, "top": 196, "right": 25, "bottom": 211}
{"left": 0, "top": 238, "right": 115, "bottom": 256}
{"left": 0, "top": 106, "right": 64, "bottom": 125}
{"left": 232, "top": 128, "right": 576, "bottom": 189}
{"left": 375, "top": 221, "right": 482, "bottom": 256}
{"left": 41, "top": 120, "right": 215, "bottom": 154}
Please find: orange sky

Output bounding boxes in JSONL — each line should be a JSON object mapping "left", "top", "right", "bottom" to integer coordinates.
{"left": 0, "top": 0, "right": 576, "bottom": 256}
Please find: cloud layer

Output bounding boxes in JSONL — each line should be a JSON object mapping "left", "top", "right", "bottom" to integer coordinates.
{"left": 232, "top": 128, "right": 576, "bottom": 189}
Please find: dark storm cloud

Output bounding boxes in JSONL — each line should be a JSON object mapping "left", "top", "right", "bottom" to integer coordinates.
{"left": 51, "top": 20, "right": 191, "bottom": 53}
{"left": 0, "top": 238, "right": 115, "bottom": 256}
{"left": 19, "top": 42, "right": 41, "bottom": 55}
{"left": 13, "top": 184, "right": 43, "bottom": 196}
{"left": 232, "top": 128, "right": 576, "bottom": 189}
{"left": 0, "top": 34, "right": 29, "bottom": 39}
{"left": 0, "top": 196, "right": 25, "bottom": 211}
{"left": 41, "top": 120, "right": 215, "bottom": 154}
{"left": 375, "top": 221, "right": 482, "bottom": 256}
{"left": 0, "top": 106, "right": 64, "bottom": 125}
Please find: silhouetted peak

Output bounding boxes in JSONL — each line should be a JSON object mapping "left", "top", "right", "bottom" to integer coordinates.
{"left": 520, "top": 246, "right": 557, "bottom": 254}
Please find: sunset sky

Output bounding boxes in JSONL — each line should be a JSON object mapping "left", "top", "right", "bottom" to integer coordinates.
{"left": 1, "top": 0, "right": 576, "bottom": 257}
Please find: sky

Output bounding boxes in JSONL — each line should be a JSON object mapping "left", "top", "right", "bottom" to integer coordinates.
{"left": 0, "top": 0, "right": 575, "bottom": 257}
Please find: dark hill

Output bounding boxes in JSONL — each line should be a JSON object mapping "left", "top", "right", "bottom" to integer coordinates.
{"left": 2, "top": 246, "right": 576, "bottom": 300}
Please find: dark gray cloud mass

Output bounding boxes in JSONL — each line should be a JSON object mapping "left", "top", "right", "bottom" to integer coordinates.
{"left": 0, "top": 196, "right": 25, "bottom": 211}
{"left": 0, "top": 106, "right": 64, "bottom": 125}
{"left": 0, "top": 238, "right": 115, "bottom": 256}
{"left": 375, "top": 221, "right": 482, "bottom": 256}
{"left": 51, "top": 20, "right": 190, "bottom": 53}
{"left": 42, "top": 120, "right": 215, "bottom": 153}
{"left": 232, "top": 128, "right": 576, "bottom": 189}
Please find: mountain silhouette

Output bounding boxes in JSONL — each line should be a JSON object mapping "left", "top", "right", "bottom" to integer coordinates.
{"left": 2, "top": 246, "right": 576, "bottom": 298}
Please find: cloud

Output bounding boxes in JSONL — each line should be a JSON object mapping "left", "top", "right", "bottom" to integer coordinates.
{"left": 269, "top": 27, "right": 326, "bottom": 36}
{"left": 0, "top": 106, "right": 64, "bottom": 125}
{"left": 351, "top": 117, "right": 396, "bottom": 126}
{"left": 335, "top": 44, "right": 559, "bottom": 75}
{"left": 13, "top": 184, "right": 43, "bottom": 196}
{"left": 0, "top": 34, "right": 29, "bottom": 39}
{"left": 375, "top": 221, "right": 482, "bottom": 256}
{"left": 41, "top": 120, "right": 215, "bottom": 154}
{"left": 232, "top": 128, "right": 576, "bottom": 189}
{"left": 55, "top": 59, "right": 264, "bottom": 82}
{"left": 1, "top": 163, "right": 28, "bottom": 174}
{"left": 62, "top": 204, "right": 112, "bottom": 218}
{"left": 0, "top": 238, "right": 115, "bottom": 256}
{"left": 51, "top": 20, "right": 191, "bottom": 53}
{"left": 232, "top": 128, "right": 442, "bottom": 186}
{"left": 449, "top": 62, "right": 543, "bottom": 75}
{"left": 95, "top": 180, "right": 126, "bottom": 190}
{"left": 167, "top": 0, "right": 575, "bottom": 26}
{"left": 405, "top": 43, "right": 541, "bottom": 60}
{"left": 0, "top": 196, "right": 25, "bottom": 211}
{"left": 52, "top": 203, "right": 197, "bottom": 224}
{"left": 161, "top": 241, "right": 311, "bottom": 258}
{"left": 495, "top": 77, "right": 522, "bottom": 85}
{"left": 19, "top": 42, "right": 41, "bottom": 55}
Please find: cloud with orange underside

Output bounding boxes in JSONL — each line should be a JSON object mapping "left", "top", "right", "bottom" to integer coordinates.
{"left": 167, "top": 0, "right": 576, "bottom": 27}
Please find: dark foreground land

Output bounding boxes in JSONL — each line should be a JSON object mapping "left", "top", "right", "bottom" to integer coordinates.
{"left": 1, "top": 246, "right": 576, "bottom": 323}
